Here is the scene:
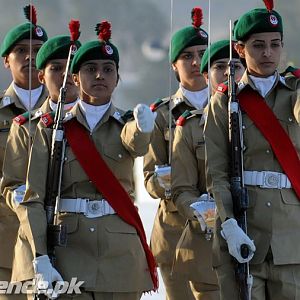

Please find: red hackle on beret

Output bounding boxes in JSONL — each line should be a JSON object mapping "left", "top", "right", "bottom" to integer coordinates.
{"left": 23, "top": 5, "right": 37, "bottom": 26}
{"left": 263, "top": 0, "right": 274, "bottom": 12}
{"left": 69, "top": 19, "right": 81, "bottom": 42}
{"left": 95, "top": 20, "right": 112, "bottom": 42}
{"left": 191, "top": 7, "right": 203, "bottom": 29}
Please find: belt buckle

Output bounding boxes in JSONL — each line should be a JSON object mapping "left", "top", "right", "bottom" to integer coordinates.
{"left": 262, "top": 172, "right": 280, "bottom": 188}
{"left": 85, "top": 200, "right": 103, "bottom": 218}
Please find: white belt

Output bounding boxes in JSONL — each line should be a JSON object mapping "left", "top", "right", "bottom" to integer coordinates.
{"left": 58, "top": 198, "right": 116, "bottom": 218}
{"left": 243, "top": 171, "right": 291, "bottom": 189}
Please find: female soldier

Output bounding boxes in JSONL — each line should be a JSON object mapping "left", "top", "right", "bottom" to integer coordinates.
{"left": 200, "top": 39, "right": 244, "bottom": 95}
{"left": 143, "top": 7, "right": 210, "bottom": 299}
{"left": 15, "top": 21, "right": 157, "bottom": 300}
{"left": 170, "top": 39, "right": 245, "bottom": 300}
{"left": 1, "top": 22, "right": 81, "bottom": 285}
{"left": 205, "top": 2, "right": 300, "bottom": 299}
{"left": 0, "top": 6, "right": 47, "bottom": 295}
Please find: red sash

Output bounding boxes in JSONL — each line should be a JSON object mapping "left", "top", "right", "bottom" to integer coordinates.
{"left": 64, "top": 119, "right": 158, "bottom": 291}
{"left": 238, "top": 86, "right": 300, "bottom": 199}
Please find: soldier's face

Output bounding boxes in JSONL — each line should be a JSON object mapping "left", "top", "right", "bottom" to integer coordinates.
{"left": 38, "top": 59, "right": 79, "bottom": 103}
{"left": 236, "top": 32, "right": 283, "bottom": 77}
{"left": 172, "top": 45, "right": 207, "bottom": 91}
{"left": 73, "top": 59, "right": 118, "bottom": 105}
{"left": 3, "top": 39, "right": 43, "bottom": 89}
{"left": 205, "top": 58, "right": 244, "bottom": 95}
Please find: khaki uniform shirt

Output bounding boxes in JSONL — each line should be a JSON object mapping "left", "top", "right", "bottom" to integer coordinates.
{"left": 143, "top": 89, "right": 195, "bottom": 265}
{"left": 171, "top": 110, "right": 218, "bottom": 284}
{"left": 205, "top": 72, "right": 300, "bottom": 267}
{"left": 1, "top": 99, "right": 51, "bottom": 280}
{"left": 15, "top": 102, "right": 153, "bottom": 292}
{"left": 0, "top": 83, "right": 47, "bottom": 268}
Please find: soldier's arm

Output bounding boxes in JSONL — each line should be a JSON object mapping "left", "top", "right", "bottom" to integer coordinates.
{"left": 15, "top": 122, "right": 50, "bottom": 256}
{"left": 143, "top": 108, "right": 168, "bottom": 199}
{"left": 204, "top": 92, "right": 234, "bottom": 222}
{"left": 292, "top": 80, "right": 300, "bottom": 123}
{"left": 121, "top": 119, "right": 152, "bottom": 158}
{"left": 1, "top": 122, "right": 30, "bottom": 211}
{"left": 171, "top": 123, "right": 200, "bottom": 219}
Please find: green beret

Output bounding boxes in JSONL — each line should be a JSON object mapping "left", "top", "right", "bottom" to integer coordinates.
{"left": 234, "top": 8, "right": 283, "bottom": 41}
{"left": 200, "top": 40, "right": 240, "bottom": 73}
{"left": 70, "top": 40, "right": 119, "bottom": 73}
{"left": 36, "top": 35, "right": 82, "bottom": 70}
{"left": 0, "top": 22, "right": 48, "bottom": 57}
{"left": 170, "top": 26, "right": 208, "bottom": 63}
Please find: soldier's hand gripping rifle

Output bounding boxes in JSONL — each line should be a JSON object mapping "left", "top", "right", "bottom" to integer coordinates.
{"left": 44, "top": 20, "right": 80, "bottom": 266}
{"left": 228, "top": 23, "right": 253, "bottom": 300}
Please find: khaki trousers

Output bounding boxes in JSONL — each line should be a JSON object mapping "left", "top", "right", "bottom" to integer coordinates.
{"left": 160, "top": 263, "right": 219, "bottom": 300}
{"left": 0, "top": 267, "right": 26, "bottom": 300}
{"left": 160, "top": 263, "right": 194, "bottom": 300}
{"left": 216, "top": 254, "right": 300, "bottom": 300}
{"left": 190, "top": 282, "right": 220, "bottom": 300}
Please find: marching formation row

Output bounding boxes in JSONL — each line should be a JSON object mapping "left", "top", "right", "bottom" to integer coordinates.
{"left": 0, "top": 1, "right": 299, "bottom": 300}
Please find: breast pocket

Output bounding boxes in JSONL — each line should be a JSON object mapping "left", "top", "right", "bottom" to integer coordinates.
{"left": 63, "top": 146, "right": 88, "bottom": 186}
{"left": 279, "top": 116, "right": 300, "bottom": 153}
{"left": 102, "top": 144, "right": 132, "bottom": 176}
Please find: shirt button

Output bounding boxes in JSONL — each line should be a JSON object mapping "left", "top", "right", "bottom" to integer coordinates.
{"left": 266, "top": 202, "right": 271, "bottom": 207}
{"left": 118, "top": 154, "right": 122, "bottom": 158}
{"left": 266, "top": 150, "right": 270, "bottom": 154}
{"left": 89, "top": 228, "right": 95, "bottom": 232}
{"left": 288, "top": 117, "right": 293, "bottom": 122}
{"left": 242, "top": 125, "right": 246, "bottom": 129}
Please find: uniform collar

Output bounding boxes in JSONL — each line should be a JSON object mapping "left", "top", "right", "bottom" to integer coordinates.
{"left": 66, "top": 101, "right": 124, "bottom": 132}
{"left": 169, "top": 88, "right": 194, "bottom": 110}
{"left": 180, "top": 84, "right": 208, "bottom": 110}
{"left": 49, "top": 98, "right": 79, "bottom": 112}
{"left": 237, "top": 71, "right": 294, "bottom": 95}
{"left": 0, "top": 82, "right": 48, "bottom": 111}
{"left": 31, "top": 97, "right": 52, "bottom": 120}
{"left": 13, "top": 82, "right": 43, "bottom": 109}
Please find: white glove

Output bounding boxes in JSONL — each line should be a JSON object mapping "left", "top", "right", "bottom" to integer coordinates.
{"left": 33, "top": 255, "right": 64, "bottom": 299}
{"left": 190, "top": 194, "right": 216, "bottom": 231}
{"left": 154, "top": 165, "right": 171, "bottom": 190}
{"left": 13, "top": 184, "right": 26, "bottom": 207}
{"left": 133, "top": 104, "right": 157, "bottom": 133}
{"left": 221, "top": 218, "right": 256, "bottom": 263}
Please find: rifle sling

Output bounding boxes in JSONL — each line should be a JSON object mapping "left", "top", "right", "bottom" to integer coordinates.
{"left": 64, "top": 119, "right": 158, "bottom": 291}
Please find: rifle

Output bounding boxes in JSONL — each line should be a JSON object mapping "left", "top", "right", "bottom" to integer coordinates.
{"left": 44, "top": 83, "right": 68, "bottom": 263}
{"left": 44, "top": 27, "right": 80, "bottom": 266}
{"left": 228, "top": 21, "right": 253, "bottom": 300}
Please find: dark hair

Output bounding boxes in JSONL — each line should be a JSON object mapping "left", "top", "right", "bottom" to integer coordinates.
{"left": 174, "top": 70, "right": 180, "bottom": 82}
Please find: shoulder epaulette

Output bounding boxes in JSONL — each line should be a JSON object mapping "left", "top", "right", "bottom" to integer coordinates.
{"left": 13, "top": 112, "right": 30, "bottom": 125}
{"left": 150, "top": 98, "right": 168, "bottom": 112}
{"left": 121, "top": 110, "right": 134, "bottom": 123}
{"left": 176, "top": 108, "right": 204, "bottom": 127}
{"left": 216, "top": 82, "right": 229, "bottom": 94}
{"left": 0, "top": 95, "right": 12, "bottom": 108}
{"left": 40, "top": 111, "right": 55, "bottom": 127}
{"left": 280, "top": 66, "right": 300, "bottom": 78}
{"left": 176, "top": 110, "right": 193, "bottom": 126}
